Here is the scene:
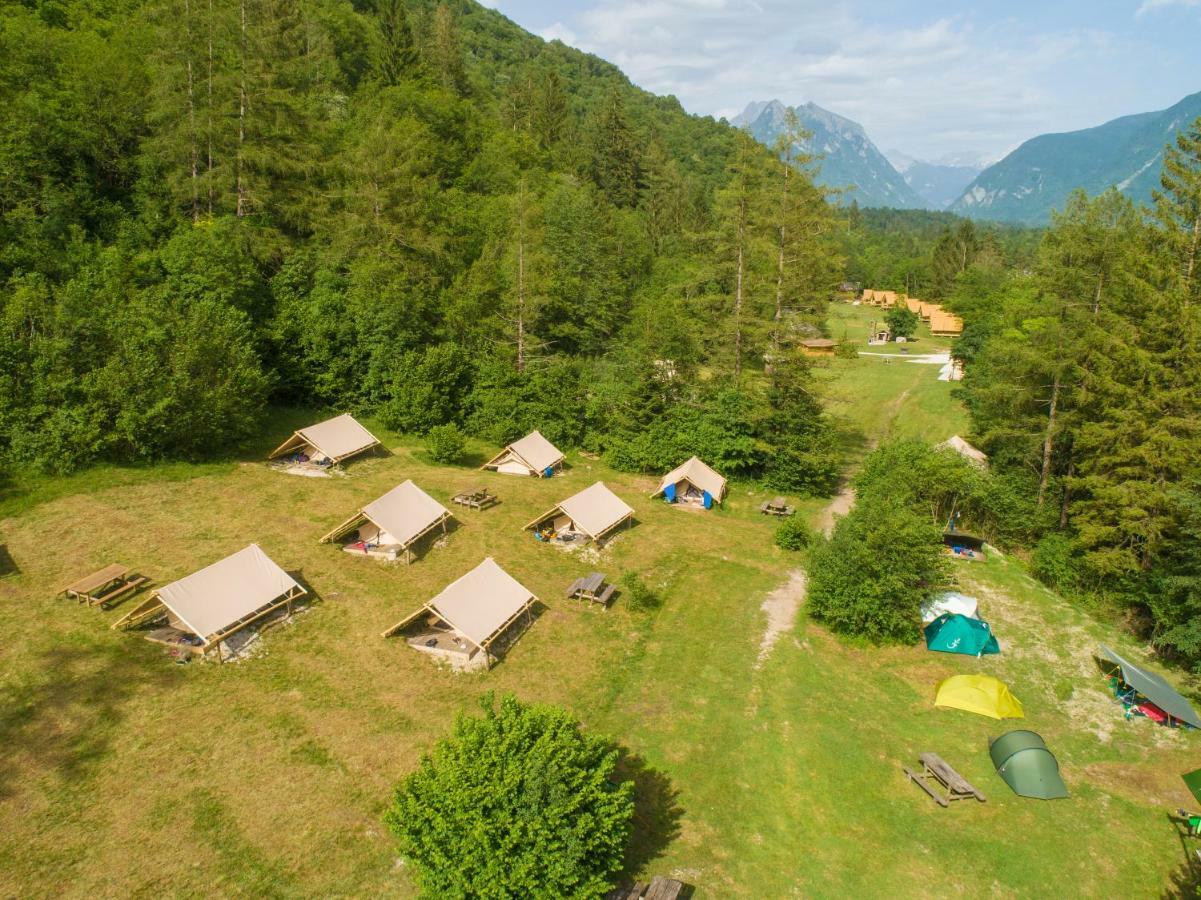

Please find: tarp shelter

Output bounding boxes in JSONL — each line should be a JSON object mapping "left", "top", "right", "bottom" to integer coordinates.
{"left": 1096, "top": 645, "right": 1201, "bottom": 728}
{"left": 382, "top": 558, "right": 537, "bottom": 668}
{"left": 937, "top": 435, "right": 988, "bottom": 468}
{"left": 526, "top": 481, "right": 635, "bottom": 544}
{"left": 989, "top": 730, "right": 1069, "bottom": 799}
{"left": 943, "top": 530, "right": 986, "bottom": 560}
{"left": 268, "top": 414, "right": 380, "bottom": 465}
{"left": 320, "top": 480, "right": 453, "bottom": 563}
{"left": 482, "top": 430, "right": 565, "bottom": 477}
{"left": 921, "top": 591, "right": 980, "bottom": 623}
{"left": 112, "top": 544, "right": 306, "bottom": 658}
{"left": 653, "top": 456, "right": 727, "bottom": 508}
{"left": 936, "top": 674, "right": 1024, "bottom": 719}
{"left": 925, "top": 613, "right": 999, "bottom": 657}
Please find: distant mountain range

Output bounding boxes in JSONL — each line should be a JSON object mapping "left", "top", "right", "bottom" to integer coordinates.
{"left": 731, "top": 100, "right": 925, "bottom": 209}
{"left": 886, "top": 150, "right": 987, "bottom": 210}
{"left": 951, "top": 90, "right": 1201, "bottom": 224}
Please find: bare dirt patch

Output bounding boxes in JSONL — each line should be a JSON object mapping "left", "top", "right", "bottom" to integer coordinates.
{"left": 756, "top": 569, "right": 807, "bottom": 667}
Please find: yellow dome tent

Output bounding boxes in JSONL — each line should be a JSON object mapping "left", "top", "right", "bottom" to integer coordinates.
{"left": 935, "top": 674, "right": 1024, "bottom": 720}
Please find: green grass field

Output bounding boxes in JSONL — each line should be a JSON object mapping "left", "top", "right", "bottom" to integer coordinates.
{"left": 1, "top": 312, "right": 1197, "bottom": 897}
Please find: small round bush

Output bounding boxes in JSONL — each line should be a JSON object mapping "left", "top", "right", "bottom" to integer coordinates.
{"left": 425, "top": 423, "right": 466, "bottom": 464}
{"left": 774, "top": 515, "right": 813, "bottom": 551}
{"left": 618, "top": 572, "right": 662, "bottom": 612}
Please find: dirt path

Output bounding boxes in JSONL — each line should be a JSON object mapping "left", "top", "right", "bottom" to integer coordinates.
{"left": 756, "top": 569, "right": 808, "bottom": 667}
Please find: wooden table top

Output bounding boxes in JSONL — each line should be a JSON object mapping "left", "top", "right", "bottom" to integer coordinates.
{"left": 66, "top": 563, "right": 128, "bottom": 594}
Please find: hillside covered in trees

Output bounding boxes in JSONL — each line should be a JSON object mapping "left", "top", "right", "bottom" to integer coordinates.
{"left": 0, "top": 0, "right": 844, "bottom": 493}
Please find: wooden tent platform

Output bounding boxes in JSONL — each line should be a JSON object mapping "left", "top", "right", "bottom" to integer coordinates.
{"left": 60, "top": 564, "right": 147, "bottom": 608}
{"left": 904, "top": 752, "right": 985, "bottom": 806}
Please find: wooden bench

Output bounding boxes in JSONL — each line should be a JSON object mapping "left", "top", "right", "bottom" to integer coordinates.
{"left": 60, "top": 564, "right": 148, "bottom": 608}
{"left": 904, "top": 752, "right": 985, "bottom": 807}
{"left": 759, "top": 496, "right": 795, "bottom": 517}
{"left": 606, "top": 877, "right": 687, "bottom": 900}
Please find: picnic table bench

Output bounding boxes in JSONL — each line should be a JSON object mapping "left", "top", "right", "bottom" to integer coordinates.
{"left": 452, "top": 487, "right": 498, "bottom": 510}
{"left": 566, "top": 572, "right": 616, "bottom": 607}
{"left": 60, "top": 564, "right": 148, "bottom": 608}
{"left": 606, "top": 877, "right": 687, "bottom": 900}
{"left": 904, "top": 752, "right": 986, "bottom": 807}
{"left": 759, "top": 496, "right": 795, "bottom": 516}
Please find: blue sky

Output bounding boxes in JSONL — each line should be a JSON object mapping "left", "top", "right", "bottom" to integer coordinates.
{"left": 480, "top": 0, "right": 1201, "bottom": 161}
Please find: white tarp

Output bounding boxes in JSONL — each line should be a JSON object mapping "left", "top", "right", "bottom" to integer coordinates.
{"left": 296, "top": 414, "right": 379, "bottom": 461}
{"left": 362, "top": 480, "right": 450, "bottom": 548}
{"left": 938, "top": 435, "right": 988, "bottom": 467}
{"left": 429, "top": 558, "right": 535, "bottom": 648}
{"left": 558, "top": 482, "right": 634, "bottom": 539}
{"left": 656, "top": 456, "right": 726, "bottom": 500}
{"left": 157, "top": 544, "right": 300, "bottom": 641}
{"left": 921, "top": 591, "right": 980, "bottom": 624}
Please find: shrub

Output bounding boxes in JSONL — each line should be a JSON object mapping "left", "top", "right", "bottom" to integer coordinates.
{"left": 885, "top": 305, "right": 919, "bottom": 339}
{"left": 618, "top": 572, "right": 662, "bottom": 612}
{"left": 1030, "top": 532, "right": 1081, "bottom": 593}
{"left": 808, "top": 494, "right": 951, "bottom": 644}
{"left": 385, "top": 694, "right": 634, "bottom": 898}
{"left": 424, "top": 423, "right": 467, "bottom": 464}
{"left": 774, "top": 516, "right": 813, "bottom": 551}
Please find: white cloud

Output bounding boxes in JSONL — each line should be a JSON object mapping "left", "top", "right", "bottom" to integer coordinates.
{"left": 547, "top": 0, "right": 1133, "bottom": 158}
{"left": 1137, "top": 0, "right": 1198, "bottom": 15}
{"left": 539, "top": 22, "right": 579, "bottom": 44}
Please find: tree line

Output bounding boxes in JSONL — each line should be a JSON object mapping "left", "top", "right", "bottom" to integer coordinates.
{"left": 0, "top": 0, "right": 846, "bottom": 494}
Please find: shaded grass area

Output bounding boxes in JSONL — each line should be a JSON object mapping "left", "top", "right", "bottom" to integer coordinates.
{"left": 0, "top": 345, "right": 1194, "bottom": 896}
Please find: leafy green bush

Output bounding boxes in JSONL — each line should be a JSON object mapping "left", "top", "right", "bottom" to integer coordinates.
{"left": 385, "top": 694, "right": 634, "bottom": 898}
{"left": 808, "top": 494, "right": 951, "bottom": 643}
{"left": 618, "top": 572, "right": 662, "bottom": 612}
{"left": 1030, "top": 532, "right": 1081, "bottom": 593}
{"left": 774, "top": 516, "right": 813, "bottom": 551}
{"left": 885, "top": 305, "right": 919, "bottom": 338}
{"left": 424, "top": 423, "right": 467, "bottom": 464}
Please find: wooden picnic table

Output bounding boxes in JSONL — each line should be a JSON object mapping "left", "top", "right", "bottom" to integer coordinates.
{"left": 759, "top": 496, "right": 795, "bottom": 516}
{"left": 61, "top": 564, "right": 147, "bottom": 608}
{"left": 452, "top": 488, "right": 498, "bottom": 510}
{"left": 904, "top": 752, "right": 985, "bottom": 807}
{"left": 606, "top": 877, "right": 686, "bottom": 900}
{"left": 566, "top": 572, "right": 616, "bottom": 607}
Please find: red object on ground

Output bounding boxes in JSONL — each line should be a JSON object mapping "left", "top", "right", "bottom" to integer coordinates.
{"left": 1138, "top": 702, "right": 1168, "bottom": 723}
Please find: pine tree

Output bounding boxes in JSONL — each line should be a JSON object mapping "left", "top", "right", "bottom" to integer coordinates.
{"left": 375, "top": 0, "right": 419, "bottom": 87}
{"left": 429, "top": 3, "right": 466, "bottom": 94}
{"left": 588, "top": 88, "right": 641, "bottom": 208}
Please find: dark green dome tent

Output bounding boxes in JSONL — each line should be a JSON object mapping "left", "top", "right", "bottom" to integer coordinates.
{"left": 924, "top": 613, "right": 1000, "bottom": 657}
{"left": 989, "top": 730, "right": 1068, "bottom": 800}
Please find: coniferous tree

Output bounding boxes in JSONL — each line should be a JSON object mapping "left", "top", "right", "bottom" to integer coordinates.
{"left": 589, "top": 88, "right": 641, "bottom": 208}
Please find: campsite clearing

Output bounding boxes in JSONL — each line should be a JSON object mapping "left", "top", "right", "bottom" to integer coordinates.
{"left": 0, "top": 315, "right": 1197, "bottom": 896}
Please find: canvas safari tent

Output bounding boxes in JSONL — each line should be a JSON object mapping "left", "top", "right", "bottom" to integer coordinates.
{"left": 989, "top": 730, "right": 1069, "bottom": 799}
{"left": 482, "top": 430, "right": 565, "bottom": 477}
{"left": 1096, "top": 644, "right": 1201, "bottom": 728}
{"left": 935, "top": 674, "right": 1024, "bottom": 720}
{"left": 268, "top": 414, "right": 380, "bottom": 469}
{"left": 526, "top": 481, "right": 634, "bottom": 544}
{"left": 937, "top": 435, "right": 988, "bottom": 468}
{"left": 112, "top": 544, "right": 306, "bottom": 659}
{"left": 321, "top": 480, "right": 453, "bottom": 563}
{"left": 653, "top": 456, "right": 727, "bottom": 508}
{"left": 382, "top": 557, "right": 537, "bottom": 669}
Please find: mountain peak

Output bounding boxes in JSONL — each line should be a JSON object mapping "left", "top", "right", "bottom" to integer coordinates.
{"left": 734, "top": 99, "right": 925, "bottom": 210}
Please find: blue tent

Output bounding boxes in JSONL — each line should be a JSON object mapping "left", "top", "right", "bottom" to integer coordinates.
{"left": 924, "top": 613, "right": 1000, "bottom": 657}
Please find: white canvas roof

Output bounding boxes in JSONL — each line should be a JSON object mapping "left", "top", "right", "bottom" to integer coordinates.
{"left": 362, "top": 480, "right": 450, "bottom": 548}
{"left": 655, "top": 456, "right": 726, "bottom": 499}
{"left": 157, "top": 544, "right": 301, "bottom": 642}
{"left": 506, "top": 430, "right": 564, "bottom": 472}
{"left": 557, "top": 482, "right": 634, "bottom": 539}
{"left": 921, "top": 591, "right": 980, "bottom": 624}
{"left": 297, "top": 414, "right": 379, "bottom": 461}
{"left": 938, "top": 435, "right": 988, "bottom": 466}
{"left": 428, "top": 558, "right": 535, "bottom": 648}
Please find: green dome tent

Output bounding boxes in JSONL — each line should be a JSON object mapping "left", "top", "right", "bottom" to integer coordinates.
{"left": 924, "top": 613, "right": 1000, "bottom": 657}
{"left": 989, "top": 730, "right": 1068, "bottom": 800}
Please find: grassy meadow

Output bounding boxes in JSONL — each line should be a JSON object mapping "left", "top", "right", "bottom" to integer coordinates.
{"left": 0, "top": 307, "right": 1197, "bottom": 897}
